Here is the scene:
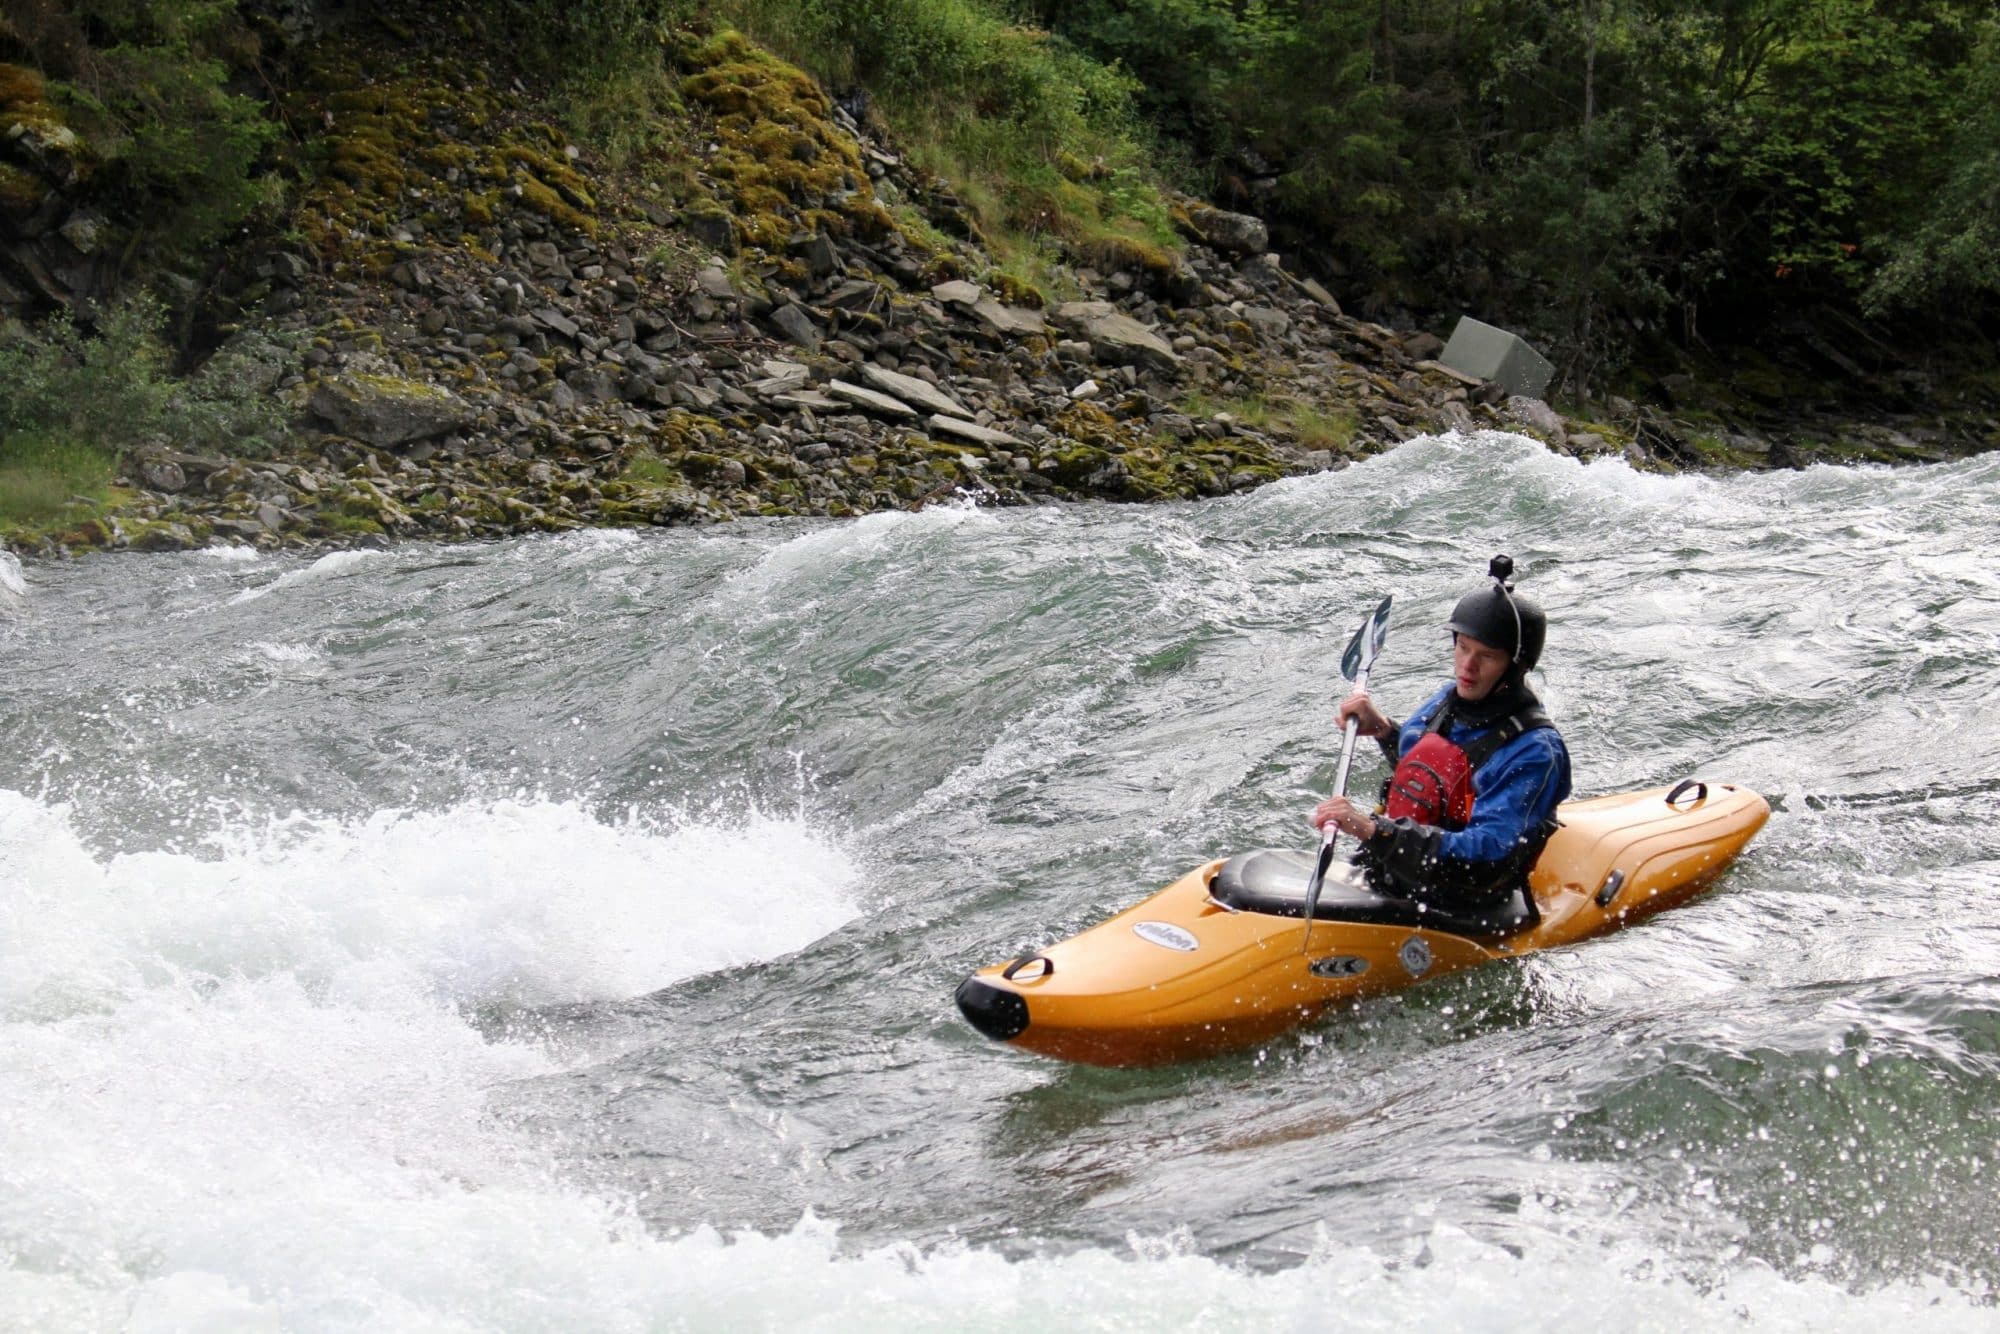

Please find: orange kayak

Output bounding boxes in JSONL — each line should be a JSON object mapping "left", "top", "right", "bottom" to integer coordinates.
{"left": 955, "top": 781, "right": 1769, "bottom": 1067}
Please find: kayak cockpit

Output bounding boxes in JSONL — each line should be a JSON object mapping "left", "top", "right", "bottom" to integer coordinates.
{"left": 1207, "top": 847, "right": 1541, "bottom": 939}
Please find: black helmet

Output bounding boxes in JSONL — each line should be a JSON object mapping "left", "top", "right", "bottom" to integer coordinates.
{"left": 1446, "top": 554, "right": 1546, "bottom": 671}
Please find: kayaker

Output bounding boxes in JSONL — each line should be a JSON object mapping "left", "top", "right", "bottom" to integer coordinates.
{"left": 1311, "top": 556, "right": 1572, "bottom": 913}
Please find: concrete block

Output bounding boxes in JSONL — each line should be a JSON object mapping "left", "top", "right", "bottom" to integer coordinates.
{"left": 1441, "top": 316, "right": 1554, "bottom": 399}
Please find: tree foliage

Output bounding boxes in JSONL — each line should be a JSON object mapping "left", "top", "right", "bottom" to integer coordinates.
{"left": 5, "top": 0, "right": 279, "bottom": 263}
{"left": 1863, "top": 15, "right": 2000, "bottom": 313}
{"left": 1040, "top": 0, "right": 1997, "bottom": 365}
{"left": 7, "top": 0, "right": 1992, "bottom": 378}
{"left": 0, "top": 296, "right": 289, "bottom": 461}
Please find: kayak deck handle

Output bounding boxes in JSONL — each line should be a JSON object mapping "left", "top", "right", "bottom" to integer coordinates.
{"left": 1666, "top": 779, "right": 1708, "bottom": 807}
{"left": 1594, "top": 869, "right": 1627, "bottom": 908}
{"left": 1002, "top": 954, "right": 1054, "bottom": 982}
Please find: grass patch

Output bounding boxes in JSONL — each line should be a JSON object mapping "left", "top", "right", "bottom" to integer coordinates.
{"left": 622, "top": 451, "right": 680, "bottom": 485}
{"left": 1180, "top": 392, "right": 1359, "bottom": 452}
{"left": 0, "top": 433, "right": 119, "bottom": 535}
{"left": 558, "top": 57, "right": 696, "bottom": 178}
{"left": 720, "top": 0, "right": 1179, "bottom": 279}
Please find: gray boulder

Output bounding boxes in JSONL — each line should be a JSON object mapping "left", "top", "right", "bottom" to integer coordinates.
{"left": 769, "top": 303, "right": 821, "bottom": 351}
{"left": 563, "top": 366, "right": 622, "bottom": 404}
{"left": 1506, "top": 396, "right": 1568, "bottom": 445}
{"left": 1049, "top": 301, "right": 1180, "bottom": 372}
{"left": 1441, "top": 317, "right": 1554, "bottom": 399}
{"left": 308, "top": 373, "right": 474, "bottom": 448}
{"left": 1239, "top": 305, "right": 1291, "bottom": 339}
{"left": 1187, "top": 205, "right": 1269, "bottom": 257}
{"left": 137, "top": 457, "right": 188, "bottom": 493}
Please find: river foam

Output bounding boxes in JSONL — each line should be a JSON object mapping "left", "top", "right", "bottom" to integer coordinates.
{"left": 226, "top": 547, "right": 386, "bottom": 604}
{"left": 0, "top": 788, "right": 861, "bottom": 1329}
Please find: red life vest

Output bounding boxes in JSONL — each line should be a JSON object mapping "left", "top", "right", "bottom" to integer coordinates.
{"left": 1383, "top": 703, "right": 1551, "bottom": 830}
{"left": 1385, "top": 731, "right": 1476, "bottom": 828}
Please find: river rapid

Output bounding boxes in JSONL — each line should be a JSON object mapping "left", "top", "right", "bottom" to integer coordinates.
{"left": 3, "top": 431, "right": 1998, "bottom": 1330}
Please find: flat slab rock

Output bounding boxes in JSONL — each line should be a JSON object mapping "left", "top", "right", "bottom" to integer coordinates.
{"left": 930, "top": 280, "right": 1046, "bottom": 337}
{"left": 859, "top": 364, "right": 970, "bottom": 419}
{"left": 748, "top": 358, "right": 811, "bottom": 396}
{"left": 927, "top": 414, "right": 1025, "bottom": 447}
{"left": 931, "top": 280, "right": 983, "bottom": 306}
{"left": 970, "top": 298, "right": 1045, "bottom": 337}
{"left": 825, "top": 380, "right": 919, "bottom": 418}
{"left": 769, "top": 389, "right": 843, "bottom": 412}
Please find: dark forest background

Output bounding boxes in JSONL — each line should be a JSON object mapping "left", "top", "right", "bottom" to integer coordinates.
{"left": 4, "top": 0, "right": 1995, "bottom": 384}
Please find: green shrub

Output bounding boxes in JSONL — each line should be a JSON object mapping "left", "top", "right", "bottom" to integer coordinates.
{"left": 0, "top": 295, "right": 292, "bottom": 461}
{"left": 26, "top": 0, "right": 281, "bottom": 264}
{"left": 1864, "top": 16, "right": 2000, "bottom": 313}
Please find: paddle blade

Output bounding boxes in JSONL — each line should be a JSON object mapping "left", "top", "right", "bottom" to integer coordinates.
{"left": 1339, "top": 596, "right": 1393, "bottom": 681}
{"left": 1300, "top": 835, "right": 1338, "bottom": 937}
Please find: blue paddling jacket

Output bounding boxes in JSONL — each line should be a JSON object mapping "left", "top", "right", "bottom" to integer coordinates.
{"left": 1357, "top": 680, "right": 1572, "bottom": 911}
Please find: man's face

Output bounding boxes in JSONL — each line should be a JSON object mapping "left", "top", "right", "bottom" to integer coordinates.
{"left": 1453, "top": 633, "right": 1512, "bottom": 701}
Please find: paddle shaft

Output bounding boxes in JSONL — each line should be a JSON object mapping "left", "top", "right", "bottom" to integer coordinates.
{"left": 1301, "top": 660, "right": 1376, "bottom": 942}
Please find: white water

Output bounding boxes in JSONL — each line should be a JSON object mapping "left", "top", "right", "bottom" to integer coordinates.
{"left": 0, "top": 767, "right": 1984, "bottom": 1333}
{"left": 0, "top": 551, "right": 25, "bottom": 606}
{"left": 0, "top": 790, "right": 863, "bottom": 1329}
{"left": 226, "top": 548, "right": 386, "bottom": 605}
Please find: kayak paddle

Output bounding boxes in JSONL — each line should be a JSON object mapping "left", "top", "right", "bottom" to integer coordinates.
{"left": 1301, "top": 595, "right": 1393, "bottom": 950}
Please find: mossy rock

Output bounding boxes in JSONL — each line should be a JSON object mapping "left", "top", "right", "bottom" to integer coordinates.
{"left": 309, "top": 373, "right": 473, "bottom": 448}
{"left": 287, "top": 51, "right": 599, "bottom": 262}
{"left": 986, "top": 271, "right": 1046, "bottom": 310}
{"left": 0, "top": 161, "right": 46, "bottom": 216}
{"left": 56, "top": 518, "right": 115, "bottom": 550}
{"left": 125, "top": 519, "right": 200, "bottom": 552}
{"left": 1047, "top": 443, "right": 1113, "bottom": 486}
{"left": 318, "top": 511, "right": 387, "bottom": 537}
{"left": 679, "top": 31, "right": 902, "bottom": 257}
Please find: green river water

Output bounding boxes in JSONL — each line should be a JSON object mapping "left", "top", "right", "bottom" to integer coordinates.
{"left": 2, "top": 431, "right": 1997, "bottom": 1328}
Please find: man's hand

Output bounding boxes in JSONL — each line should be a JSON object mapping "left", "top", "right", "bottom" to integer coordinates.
{"left": 1312, "top": 794, "right": 1377, "bottom": 842}
{"left": 1335, "top": 690, "right": 1392, "bottom": 739}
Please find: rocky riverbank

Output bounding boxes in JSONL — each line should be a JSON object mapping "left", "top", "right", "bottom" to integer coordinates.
{"left": 4, "top": 23, "right": 1994, "bottom": 559}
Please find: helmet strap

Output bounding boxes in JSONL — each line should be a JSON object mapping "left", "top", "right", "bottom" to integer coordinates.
{"left": 1495, "top": 576, "right": 1524, "bottom": 665}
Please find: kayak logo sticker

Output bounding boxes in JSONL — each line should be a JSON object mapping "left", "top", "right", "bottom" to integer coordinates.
{"left": 1399, "top": 937, "right": 1433, "bottom": 977}
{"left": 1133, "top": 921, "right": 1198, "bottom": 952}
{"left": 1309, "top": 955, "right": 1369, "bottom": 979}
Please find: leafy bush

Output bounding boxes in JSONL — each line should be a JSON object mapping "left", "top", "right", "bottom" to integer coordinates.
{"left": 15, "top": 0, "right": 281, "bottom": 265}
{"left": 1864, "top": 16, "right": 2000, "bottom": 313}
{"left": 0, "top": 295, "right": 291, "bottom": 461}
